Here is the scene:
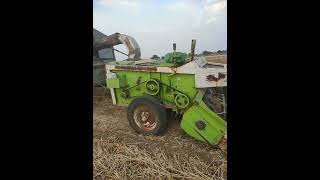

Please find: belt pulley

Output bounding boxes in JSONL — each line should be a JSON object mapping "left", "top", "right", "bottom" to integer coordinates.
{"left": 145, "top": 79, "right": 160, "bottom": 95}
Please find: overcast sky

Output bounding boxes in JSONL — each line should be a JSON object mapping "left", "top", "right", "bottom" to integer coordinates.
{"left": 93, "top": 0, "right": 227, "bottom": 60}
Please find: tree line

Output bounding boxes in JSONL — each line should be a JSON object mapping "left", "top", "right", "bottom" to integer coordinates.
{"left": 150, "top": 50, "right": 227, "bottom": 59}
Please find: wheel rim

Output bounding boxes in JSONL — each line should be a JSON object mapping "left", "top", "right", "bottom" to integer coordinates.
{"left": 133, "top": 104, "right": 158, "bottom": 131}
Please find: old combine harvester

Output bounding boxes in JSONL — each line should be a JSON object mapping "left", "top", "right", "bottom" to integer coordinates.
{"left": 105, "top": 40, "right": 227, "bottom": 146}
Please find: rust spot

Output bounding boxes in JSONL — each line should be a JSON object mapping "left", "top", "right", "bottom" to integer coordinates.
{"left": 207, "top": 75, "right": 219, "bottom": 81}
{"left": 218, "top": 73, "right": 226, "bottom": 79}
{"left": 169, "top": 66, "right": 177, "bottom": 73}
{"left": 115, "top": 65, "right": 157, "bottom": 72}
{"left": 207, "top": 73, "right": 226, "bottom": 82}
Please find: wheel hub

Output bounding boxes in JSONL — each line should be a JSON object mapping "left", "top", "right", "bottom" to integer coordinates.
{"left": 140, "top": 111, "right": 149, "bottom": 121}
{"left": 133, "top": 105, "right": 158, "bottom": 131}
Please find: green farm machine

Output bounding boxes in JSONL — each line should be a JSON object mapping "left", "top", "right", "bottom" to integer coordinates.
{"left": 104, "top": 39, "right": 227, "bottom": 146}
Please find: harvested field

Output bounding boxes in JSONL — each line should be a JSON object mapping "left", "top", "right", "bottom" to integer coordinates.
{"left": 93, "top": 92, "right": 227, "bottom": 180}
{"left": 205, "top": 54, "right": 227, "bottom": 64}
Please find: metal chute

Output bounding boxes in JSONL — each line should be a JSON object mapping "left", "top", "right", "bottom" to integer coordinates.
{"left": 94, "top": 32, "right": 141, "bottom": 60}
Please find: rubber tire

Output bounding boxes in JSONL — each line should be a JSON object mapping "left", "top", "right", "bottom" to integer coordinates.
{"left": 127, "top": 96, "right": 168, "bottom": 135}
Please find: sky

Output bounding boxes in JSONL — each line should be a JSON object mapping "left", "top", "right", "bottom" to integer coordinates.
{"left": 93, "top": 0, "right": 227, "bottom": 60}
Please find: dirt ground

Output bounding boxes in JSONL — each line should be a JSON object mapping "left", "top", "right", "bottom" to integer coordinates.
{"left": 93, "top": 92, "right": 227, "bottom": 180}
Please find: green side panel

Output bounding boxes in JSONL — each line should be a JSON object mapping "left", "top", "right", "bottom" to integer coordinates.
{"left": 106, "top": 78, "right": 120, "bottom": 88}
{"left": 113, "top": 71, "right": 153, "bottom": 105}
{"left": 106, "top": 74, "right": 127, "bottom": 88}
{"left": 160, "top": 73, "right": 197, "bottom": 107}
{"left": 180, "top": 90, "right": 227, "bottom": 145}
{"left": 110, "top": 70, "right": 197, "bottom": 107}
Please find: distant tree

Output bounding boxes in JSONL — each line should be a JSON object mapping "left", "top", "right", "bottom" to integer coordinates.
{"left": 202, "top": 51, "right": 214, "bottom": 56}
{"left": 214, "top": 50, "right": 228, "bottom": 54}
{"left": 151, "top": 55, "right": 160, "bottom": 59}
{"left": 201, "top": 50, "right": 228, "bottom": 55}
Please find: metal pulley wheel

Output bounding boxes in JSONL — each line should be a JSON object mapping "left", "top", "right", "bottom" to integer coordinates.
{"left": 145, "top": 79, "right": 160, "bottom": 95}
{"left": 174, "top": 93, "right": 190, "bottom": 109}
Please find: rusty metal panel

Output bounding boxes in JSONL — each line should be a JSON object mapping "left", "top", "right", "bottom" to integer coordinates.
{"left": 118, "top": 34, "right": 141, "bottom": 60}
{"left": 93, "top": 63, "right": 106, "bottom": 86}
{"left": 206, "top": 73, "right": 226, "bottom": 82}
{"left": 94, "top": 33, "right": 122, "bottom": 50}
{"left": 93, "top": 28, "right": 107, "bottom": 41}
{"left": 93, "top": 31, "right": 141, "bottom": 61}
{"left": 175, "top": 58, "right": 227, "bottom": 88}
{"left": 114, "top": 65, "right": 157, "bottom": 72}
{"left": 97, "top": 48, "right": 114, "bottom": 59}
{"left": 93, "top": 28, "right": 116, "bottom": 61}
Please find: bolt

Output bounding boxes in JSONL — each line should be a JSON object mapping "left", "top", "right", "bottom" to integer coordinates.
{"left": 195, "top": 120, "right": 206, "bottom": 130}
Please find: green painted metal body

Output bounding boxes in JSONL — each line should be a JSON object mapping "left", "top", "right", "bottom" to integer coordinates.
{"left": 106, "top": 74, "right": 127, "bottom": 88}
{"left": 106, "top": 63, "right": 227, "bottom": 145}
{"left": 110, "top": 71, "right": 197, "bottom": 110}
{"left": 180, "top": 90, "right": 227, "bottom": 145}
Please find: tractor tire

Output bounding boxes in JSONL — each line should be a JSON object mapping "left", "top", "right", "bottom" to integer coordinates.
{"left": 127, "top": 96, "right": 168, "bottom": 135}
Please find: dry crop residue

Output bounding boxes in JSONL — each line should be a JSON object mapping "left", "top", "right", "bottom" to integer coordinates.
{"left": 93, "top": 94, "right": 227, "bottom": 180}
